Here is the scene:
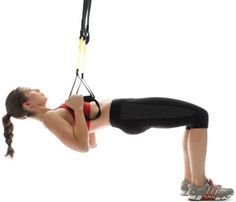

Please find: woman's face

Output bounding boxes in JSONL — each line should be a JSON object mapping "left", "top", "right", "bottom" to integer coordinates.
{"left": 21, "top": 87, "right": 48, "bottom": 108}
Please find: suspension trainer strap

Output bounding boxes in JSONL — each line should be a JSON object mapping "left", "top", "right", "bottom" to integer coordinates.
{"left": 80, "top": 0, "right": 91, "bottom": 44}
{"left": 68, "top": 0, "right": 101, "bottom": 121}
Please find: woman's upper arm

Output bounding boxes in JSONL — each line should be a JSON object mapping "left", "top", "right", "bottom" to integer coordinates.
{"left": 43, "top": 112, "right": 88, "bottom": 152}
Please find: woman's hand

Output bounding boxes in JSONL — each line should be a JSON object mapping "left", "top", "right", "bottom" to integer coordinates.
{"left": 89, "top": 132, "right": 97, "bottom": 149}
{"left": 65, "top": 95, "right": 84, "bottom": 111}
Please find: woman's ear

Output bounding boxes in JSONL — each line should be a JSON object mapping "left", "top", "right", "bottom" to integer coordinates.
{"left": 22, "top": 101, "right": 33, "bottom": 111}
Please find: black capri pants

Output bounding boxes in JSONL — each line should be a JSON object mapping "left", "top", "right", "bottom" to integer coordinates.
{"left": 109, "top": 97, "right": 209, "bottom": 134}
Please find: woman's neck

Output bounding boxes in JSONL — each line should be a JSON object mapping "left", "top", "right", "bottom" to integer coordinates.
{"left": 31, "top": 106, "right": 52, "bottom": 122}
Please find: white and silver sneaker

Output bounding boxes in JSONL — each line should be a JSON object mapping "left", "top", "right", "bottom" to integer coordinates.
{"left": 188, "top": 179, "right": 234, "bottom": 201}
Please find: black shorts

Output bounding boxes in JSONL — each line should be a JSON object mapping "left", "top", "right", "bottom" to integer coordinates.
{"left": 109, "top": 97, "right": 209, "bottom": 134}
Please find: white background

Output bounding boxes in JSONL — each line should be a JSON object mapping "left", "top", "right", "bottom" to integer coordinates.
{"left": 0, "top": 0, "right": 236, "bottom": 201}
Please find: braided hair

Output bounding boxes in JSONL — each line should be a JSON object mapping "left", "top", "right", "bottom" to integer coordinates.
{"left": 2, "top": 87, "right": 33, "bottom": 158}
{"left": 2, "top": 113, "right": 14, "bottom": 158}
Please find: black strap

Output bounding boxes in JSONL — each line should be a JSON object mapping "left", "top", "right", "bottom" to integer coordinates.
{"left": 80, "top": 0, "right": 92, "bottom": 44}
{"left": 68, "top": 0, "right": 101, "bottom": 121}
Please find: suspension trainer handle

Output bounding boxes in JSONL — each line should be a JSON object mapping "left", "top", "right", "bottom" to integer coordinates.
{"left": 84, "top": 96, "right": 101, "bottom": 120}
{"left": 69, "top": 68, "right": 101, "bottom": 120}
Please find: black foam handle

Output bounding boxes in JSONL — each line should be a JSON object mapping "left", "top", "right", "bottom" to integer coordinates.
{"left": 83, "top": 96, "right": 101, "bottom": 120}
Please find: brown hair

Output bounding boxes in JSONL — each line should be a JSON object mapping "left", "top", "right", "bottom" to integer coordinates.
{"left": 2, "top": 87, "right": 33, "bottom": 158}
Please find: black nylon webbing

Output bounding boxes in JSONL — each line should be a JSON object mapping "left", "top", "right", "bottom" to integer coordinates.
{"left": 80, "top": 0, "right": 92, "bottom": 44}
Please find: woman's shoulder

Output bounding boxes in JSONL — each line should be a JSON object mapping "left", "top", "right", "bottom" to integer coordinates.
{"left": 43, "top": 108, "right": 69, "bottom": 128}
{"left": 43, "top": 110, "right": 60, "bottom": 126}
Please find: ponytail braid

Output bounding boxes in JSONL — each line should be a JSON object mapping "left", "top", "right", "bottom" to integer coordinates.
{"left": 2, "top": 113, "right": 15, "bottom": 158}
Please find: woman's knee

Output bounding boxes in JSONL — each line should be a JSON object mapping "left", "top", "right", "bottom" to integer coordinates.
{"left": 192, "top": 107, "right": 209, "bottom": 128}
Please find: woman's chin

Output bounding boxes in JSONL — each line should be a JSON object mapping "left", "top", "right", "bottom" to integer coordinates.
{"left": 43, "top": 97, "right": 48, "bottom": 105}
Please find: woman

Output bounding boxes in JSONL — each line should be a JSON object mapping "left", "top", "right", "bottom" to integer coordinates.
{"left": 2, "top": 87, "right": 234, "bottom": 201}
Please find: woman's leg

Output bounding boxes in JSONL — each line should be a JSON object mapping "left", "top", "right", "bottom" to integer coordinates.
{"left": 188, "top": 128, "right": 208, "bottom": 187}
{"left": 109, "top": 97, "right": 208, "bottom": 134}
{"left": 183, "top": 128, "right": 207, "bottom": 185}
{"left": 182, "top": 129, "right": 192, "bottom": 183}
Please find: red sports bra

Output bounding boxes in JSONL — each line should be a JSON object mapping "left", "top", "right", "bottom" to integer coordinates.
{"left": 58, "top": 102, "right": 91, "bottom": 129}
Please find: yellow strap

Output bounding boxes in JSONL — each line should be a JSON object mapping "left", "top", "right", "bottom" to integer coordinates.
{"left": 77, "top": 37, "right": 87, "bottom": 72}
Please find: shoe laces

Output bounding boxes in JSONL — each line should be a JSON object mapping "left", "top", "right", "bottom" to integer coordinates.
{"left": 208, "top": 179, "right": 222, "bottom": 188}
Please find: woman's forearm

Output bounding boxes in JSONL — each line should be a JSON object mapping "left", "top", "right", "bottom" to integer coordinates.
{"left": 73, "top": 109, "right": 89, "bottom": 151}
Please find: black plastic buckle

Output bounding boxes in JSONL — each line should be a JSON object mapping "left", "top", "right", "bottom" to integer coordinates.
{"left": 80, "top": 31, "right": 90, "bottom": 44}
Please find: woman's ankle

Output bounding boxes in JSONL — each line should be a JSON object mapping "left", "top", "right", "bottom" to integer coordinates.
{"left": 193, "top": 177, "right": 207, "bottom": 187}
{"left": 184, "top": 177, "right": 192, "bottom": 184}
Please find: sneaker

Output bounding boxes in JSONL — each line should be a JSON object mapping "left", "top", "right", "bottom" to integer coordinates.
{"left": 181, "top": 179, "right": 234, "bottom": 197}
{"left": 181, "top": 180, "right": 191, "bottom": 196}
{"left": 188, "top": 179, "right": 234, "bottom": 201}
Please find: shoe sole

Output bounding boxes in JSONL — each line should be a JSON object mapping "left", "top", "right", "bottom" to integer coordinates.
{"left": 181, "top": 190, "right": 189, "bottom": 196}
{"left": 188, "top": 194, "right": 232, "bottom": 201}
